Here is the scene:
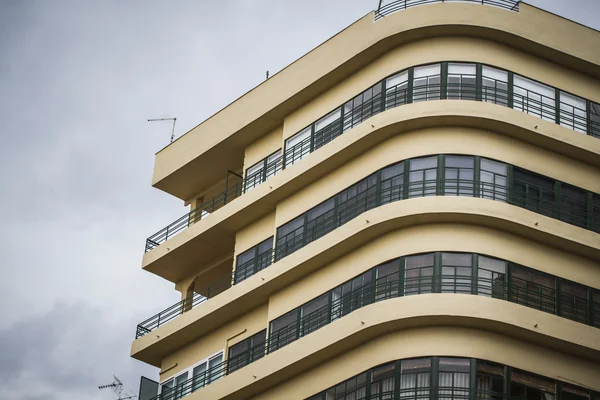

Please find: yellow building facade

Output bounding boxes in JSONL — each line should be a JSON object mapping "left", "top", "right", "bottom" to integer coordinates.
{"left": 132, "top": 2, "right": 600, "bottom": 400}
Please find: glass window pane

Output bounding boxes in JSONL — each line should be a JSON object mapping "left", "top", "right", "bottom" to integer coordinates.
{"left": 560, "top": 91, "right": 587, "bottom": 133}
{"left": 482, "top": 66, "right": 508, "bottom": 81}
{"left": 448, "top": 63, "right": 476, "bottom": 75}
{"left": 410, "top": 156, "right": 437, "bottom": 171}
{"left": 315, "top": 109, "right": 342, "bottom": 131}
{"left": 387, "top": 70, "right": 409, "bottom": 88}
{"left": 439, "top": 358, "right": 470, "bottom": 372}
{"left": 414, "top": 64, "right": 441, "bottom": 78}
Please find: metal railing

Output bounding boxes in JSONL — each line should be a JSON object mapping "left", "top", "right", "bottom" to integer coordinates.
{"left": 135, "top": 274, "right": 232, "bottom": 338}
{"left": 374, "top": 0, "right": 521, "bottom": 20}
{"left": 146, "top": 72, "right": 600, "bottom": 254}
{"left": 136, "top": 176, "right": 599, "bottom": 339}
{"left": 149, "top": 271, "right": 598, "bottom": 399}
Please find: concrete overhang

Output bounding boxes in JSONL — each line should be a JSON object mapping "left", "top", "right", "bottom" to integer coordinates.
{"left": 142, "top": 101, "right": 600, "bottom": 283}
{"left": 189, "top": 296, "right": 600, "bottom": 399}
{"left": 132, "top": 197, "right": 600, "bottom": 366}
{"left": 151, "top": 2, "right": 600, "bottom": 201}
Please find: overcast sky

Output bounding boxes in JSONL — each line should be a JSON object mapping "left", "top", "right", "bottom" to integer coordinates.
{"left": 0, "top": 1, "right": 598, "bottom": 399}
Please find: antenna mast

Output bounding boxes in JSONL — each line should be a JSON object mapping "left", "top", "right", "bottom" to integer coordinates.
{"left": 98, "top": 375, "right": 137, "bottom": 400}
{"left": 148, "top": 117, "right": 177, "bottom": 143}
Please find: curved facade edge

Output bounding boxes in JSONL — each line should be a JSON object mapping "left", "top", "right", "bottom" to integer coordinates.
{"left": 132, "top": 198, "right": 600, "bottom": 366}
{"left": 142, "top": 101, "right": 600, "bottom": 277}
{"left": 194, "top": 295, "right": 600, "bottom": 400}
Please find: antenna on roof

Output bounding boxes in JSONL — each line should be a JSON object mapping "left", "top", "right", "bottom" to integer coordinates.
{"left": 98, "top": 375, "right": 138, "bottom": 400}
{"left": 266, "top": 70, "right": 270, "bottom": 80}
{"left": 148, "top": 117, "right": 177, "bottom": 144}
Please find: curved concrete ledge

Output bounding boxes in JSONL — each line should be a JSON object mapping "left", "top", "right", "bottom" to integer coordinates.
{"left": 132, "top": 198, "right": 600, "bottom": 366}
{"left": 193, "top": 295, "right": 600, "bottom": 400}
{"left": 143, "top": 100, "right": 600, "bottom": 282}
{"left": 153, "top": 2, "right": 600, "bottom": 199}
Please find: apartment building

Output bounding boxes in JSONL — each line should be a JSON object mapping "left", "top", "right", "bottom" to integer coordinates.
{"left": 132, "top": 2, "right": 600, "bottom": 399}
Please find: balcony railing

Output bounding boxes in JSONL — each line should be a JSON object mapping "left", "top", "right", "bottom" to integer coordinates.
{"left": 135, "top": 274, "right": 232, "bottom": 339}
{"left": 136, "top": 175, "right": 600, "bottom": 339}
{"left": 374, "top": 0, "right": 521, "bottom": 20}
{"left": 148, "top": 272, "right": 599, "bottom": 400}
{"left": 145, "top": 64, "right": 600, "bottom": 254}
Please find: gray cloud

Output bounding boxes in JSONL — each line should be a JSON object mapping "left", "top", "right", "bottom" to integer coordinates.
{"left": 0, "top": 0, "right": 598, "bottom": 399}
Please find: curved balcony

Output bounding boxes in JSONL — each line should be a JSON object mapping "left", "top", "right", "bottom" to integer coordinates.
{"left": 375, "top": 0, "right": 521, "bottom": 21}
{"left": 144, "top": 61, "right": 600, "bottom": 254}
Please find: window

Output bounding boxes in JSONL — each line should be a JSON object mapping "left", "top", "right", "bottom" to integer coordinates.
{"left": 561, "top": 385, "right": 591, "bottom": 400}
{"left": 285, "top": 127, "right": 311, "bottom": 168}
{"left": 591, "top": 101, "right": 600, "bottom": 138}
{"left": 482, "top": 66, "right": 509, "bottom": 106}
{"left": 593, "top": 290, "right": 600, "bottom": 328}
{"left": 234, "top": 237, "right": 273, "bottom": 284}
{"left": 375, "top": 260, "right": 401, "bottom": 301}
{"left": 479, "top": 159, "right": 507, "bottom": 202}
{"left": 244, "top": 150, "right": 282, "bottom": 193}
{"left": 227, "top": 330, "right": 266, "bottom": 373}
{"left": 305, "top": 198, "right": 336, "bottom": 243}
{"left": 326, "top": 372, "right": 367, "bottom": 400}
{"left": 386, "top": 70, "right": 409, "bottom": 109}
{"left": 439, "top": 358, "right": 470, "bottom": 400}
{"left": 343, "top": 82, "right": 383, "bottom": 131}
{"left": 441, "top": 253, "right": 472, "bottom": 294}
{"left": 300, "top": 294, "right": 330, "bottom": 336}
{"left": 405, "top": 254, "right": 435, "bottom": 295}
{"left": 315, "top": 109, "right": 343, "bottom": 150}
{"left": 510, "top": 265, "right": 556, "bottom": 314}
{"left": 513, "top": 75, "right": 555, "bottom": 122}
{"left": 413, "top": 64, "right": 441, "bottom": 102}
{"left": 510, "top": 370, "right": 556, "bottom": 400}
{"left": 559, "top": 280, "right": 589, "bottom": 324}
{"left": 371, "top": 363, "right": 396, "bottom": 399}
{"left": 447, "top": 63, "right": 477, "bottom": 100}
{"left": 380, "top": 162, "right": 405, "bottom": 204}
{"left": 160, "top": 351, "right": 224, "bottom": 399}
{"left": 408, "top": 156, "right": 438, "bottom": 197}
{"left": 559, "top": 184, "right": 588, "bottom": 228}
{"left": 336, "top": 173, "right": 378, "bottom": 225}
{"left": 477, "top": 256, "right": 506, "bottom": 299}
{"left": 512, "top": 168, "right": 556, "bottom": 218}
{"left": 399, "top": 358, "right": 431, "bottom": 400}
{"left": 269, "top": 310, "right": 298, "bottom": 351}
{"left": 275, "top": 215, "right": 305, "bottom": 260}
{"left": 593, "top": 194, "right": 600, "bottom": 233}
{"left": 476, "top": 361, "right": 505, "bottom": 400}
{"left": 332, "top": 270, "right": 373, "bottom": 320}
{"left": 444, "top": 156, "right": 474, "bottom": 196}
{"left": 559, "top": 91, "right": 587, "bottom": 133}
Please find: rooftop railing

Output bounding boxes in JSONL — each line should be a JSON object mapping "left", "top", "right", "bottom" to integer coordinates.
{"left": 148, "top": 272, "right": 599, "bottom": 400}
{"left": 374, "top": 0, "right": 521, "bottom": 20}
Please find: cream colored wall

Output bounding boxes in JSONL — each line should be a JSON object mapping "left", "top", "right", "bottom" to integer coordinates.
{"left": 234, "top": 211, "right": 276, "bottom": 257}
{"left": 282, "top": 36, "right": 600, "bottom": 141}
{"left": 251, "top": 326, "right": 600, "bottom": 400}
{"left": 267, "top": 223, "right": 600, "bottom": 322}
{"left": 159, "top": 302, "right": 268, "bottom": 382}
{"left": 243, "top": 125, "right": 283, "bottom": 172}
{"left": 275, "top": 126, "right": 600, "bottom": 227}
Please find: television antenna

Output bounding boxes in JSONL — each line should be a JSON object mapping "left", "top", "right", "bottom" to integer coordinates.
{"left": 98, "top": 375, "right": 137, "bottom": 400}
{"left": 148, "top": 117, "right": 177, "bottom": 143}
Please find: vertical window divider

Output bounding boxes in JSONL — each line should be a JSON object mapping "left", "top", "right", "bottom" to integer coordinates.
{"left": 474, "top": 156, "right": 481, "bottom": 198}
{"left": 586, "top": 100, "right": 592, "bottom": 136}
{"left": 407, "top": 68, "right": 415, "bottom": 104}
{"left": 469, "top": 358, "right": 477, "bottom": 400}
{"left": 365, "top": 369, "right": 373, "bottom": 400}
{"left": 555, "top": 181, "right": 562, "bottom": 220}
{"left": 394, "top": 360, "right": 402, "bottom": 400}
{"left": 507, "top": 72, "right": 514, "bottom": 109}
{"left": 434, "top": 252, "right": 442, "bottom": 293}
{"left": 476, "top": 64, "right": 483, "bottom": 102}
{"left": 472, "top": 254, "right": 478, "bottom": 295}
{"left": 555, "top": 88, "right": 561, "bottom": 125}
{"left": 507, "top": 165, "right": 514, "bottom": 205}
{"left": 399, "top": 257, "right": 406, "bottom": 297}
{"left": 327, "top": 291, "right": 333, "bottom": 325}
{"left": 441, "top": 62, "right": 449, "bottom": 100}
{"left": 303, "top": 213, "right": 309, "bottom": 248}
{"left": 295, "top": 308, "right": 301, "bottom": 342}
{"left": 438, "top": 155, "right": 445, "bottom": 196}
{"left": 375, "top": 170, "right": 383, "bottom": 208}
{"left": 309, "top": 124, "right": 315, "bottom": 154}
{"left": 432, "top": 356, "right": 440, "bottom": 400}
{"left": 588, "top": 287, "right": 594, "bottom": 326}
{"left": 503, "top": 366, "right": 511, "bottom": 398}
{"left": 371, "top": 267, "right": 377, "bottom": 305}
{"left": 586, "top": 192, "right": 593, "bottom": 230}
{"left": 403, "top": 160, "right": 410, "bottom": 199}
{"left": 556, "top": 381, "right": 563, "bottom": 400}
{"left": 555, "top": 277, "right": 562, "bottom": 316}
{"left": 380, "top": 78, "right": 387, "bottom": 114}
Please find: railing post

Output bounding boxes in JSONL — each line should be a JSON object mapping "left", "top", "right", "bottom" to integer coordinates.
{"left": 165, "top": 226, "right": 169, "bottom": 242}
